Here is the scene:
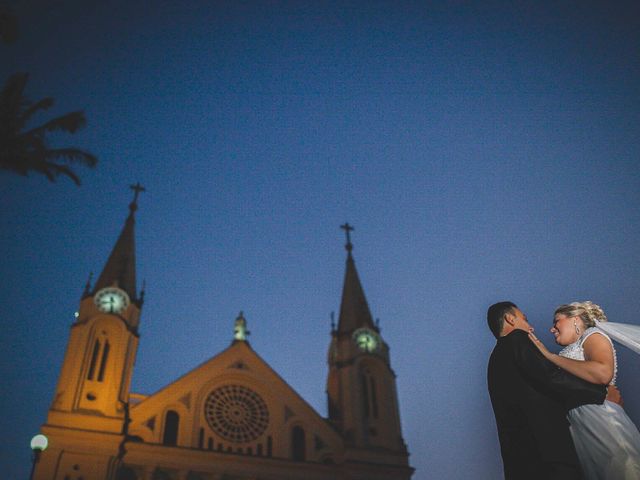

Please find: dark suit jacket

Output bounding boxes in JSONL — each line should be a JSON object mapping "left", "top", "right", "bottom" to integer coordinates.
{"left": 487, "top": 330, "right": 606, "bottom": 480}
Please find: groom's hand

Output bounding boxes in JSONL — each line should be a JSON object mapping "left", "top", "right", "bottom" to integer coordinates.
{"left": 606, "top": 385, "right": 624, "bottom": 407}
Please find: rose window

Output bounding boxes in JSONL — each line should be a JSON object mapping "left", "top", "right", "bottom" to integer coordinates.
{"left": 204, "top": 385, "right": 269, "bottom": 443}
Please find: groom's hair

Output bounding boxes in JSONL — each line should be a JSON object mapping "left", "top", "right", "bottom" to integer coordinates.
{"left": 487, "top": 301, "right": 518, "bottom": 339}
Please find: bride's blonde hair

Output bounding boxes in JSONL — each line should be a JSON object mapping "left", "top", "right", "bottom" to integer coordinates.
{"left": 554, "top": 301, "right": 608, "bottom": 328}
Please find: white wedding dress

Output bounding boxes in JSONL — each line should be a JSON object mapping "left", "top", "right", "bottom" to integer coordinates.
{"left": 559, "top": 327, "right": 640, "bottom": 479}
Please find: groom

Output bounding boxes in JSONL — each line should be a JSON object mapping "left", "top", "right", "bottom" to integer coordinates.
{"left": 487, "top": 302, "right": 607, "bottom": 480}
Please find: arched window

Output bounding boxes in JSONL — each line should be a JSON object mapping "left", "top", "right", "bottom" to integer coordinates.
{"left": 162, "top": 410, "right": 179, "bottom": 446}
{"left": 97, "top": 340, "right": 110, "bottom": 382}
{"left": 369, "top": 376, "right": 379, "bottom": 419}
{"left": 87, "top": 339, "right": 100, "bottom": 380}
{"left": 360, "top": 373, "right": 370, "bottom": 418}
{"left": 87, "top": 336, "right": 110, "bottom": 382}
{"left": 360, "top": 367, "right": 379, "bottom": 420}
{"left": 291, "top": 426, "right": 306, "bottom": 461}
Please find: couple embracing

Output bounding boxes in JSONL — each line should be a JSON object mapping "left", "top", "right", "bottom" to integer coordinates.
{"left": 487, "top": 301, "right": 640, "bottom": 479}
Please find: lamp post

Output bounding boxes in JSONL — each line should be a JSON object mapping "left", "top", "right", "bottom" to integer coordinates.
{"left": 29, "top": 434, "right": 48, "bottom": 480}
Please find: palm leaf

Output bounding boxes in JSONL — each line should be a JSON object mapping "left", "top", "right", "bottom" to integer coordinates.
{"left": 0, "top": 72, "right": 97, "bottom": 185}
{"left": 0, "top": 74, "right": 28, "bottom": 128}
{"left": 20, "top": 97, "right": 55, "bottom": 124}
{"left": 44, "top": 148, "right": 98, "bottom": 167}
{"left": 25, "top": 111, "right": 86, "bottom": 136}
{"left": 41, "top": 161, "right": 82, "bottom": 185}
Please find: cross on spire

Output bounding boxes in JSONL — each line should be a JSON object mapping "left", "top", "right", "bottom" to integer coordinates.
{"left": 129, "top": 182, "right": 146, "bottom": 212}
{"left": 340, "top": 222, "right": 354, "bottom": 253}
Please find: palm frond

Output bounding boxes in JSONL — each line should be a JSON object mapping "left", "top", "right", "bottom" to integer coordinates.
{"left": 41, "top": 161, "right": 82, "bottom": 185}
{"left": 0, "top": 152, "right": 31, "bottom": 175}
{"left": 1, "top": 73, "right": 30, "bottom": 131}
{"left": 20, "top": 97, "right": 55, "bottom": 124}
{"left": 44, "top": 148, "right": 98, "bottom": 167}
{"left": 25, "top": 111, "right": 87, "bottom": 136}
{"left": 1, "top": 72, "right": 97, "bottom": 186}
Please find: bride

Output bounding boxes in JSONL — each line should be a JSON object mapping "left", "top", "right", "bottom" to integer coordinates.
{"left": 529, "top": 301, "right": 640, "bottom": 479}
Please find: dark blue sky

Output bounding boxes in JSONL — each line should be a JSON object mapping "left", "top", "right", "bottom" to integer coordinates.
{"left": 2, "top": 1, "right": 639, "bottom": 478}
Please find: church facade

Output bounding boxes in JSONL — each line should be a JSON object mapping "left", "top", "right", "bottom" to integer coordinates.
{"left": 33, "top": 192, "right": 413, "bottom": 480}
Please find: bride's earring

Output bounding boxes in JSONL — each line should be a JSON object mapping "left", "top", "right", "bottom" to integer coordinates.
{"left": 574, "top": 321, "right": 581, "bottom": 335}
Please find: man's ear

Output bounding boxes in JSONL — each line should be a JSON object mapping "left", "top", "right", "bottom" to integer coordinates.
{"left": 503, "top": 313, "right": 516, "bottom": 326}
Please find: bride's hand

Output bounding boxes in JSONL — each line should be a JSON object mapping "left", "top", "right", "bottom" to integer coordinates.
{"left": 606, "top": 385, "right": 624, "bottom": 407}
{"left": 528, "top": 332, "right": 552, "bottom": 359}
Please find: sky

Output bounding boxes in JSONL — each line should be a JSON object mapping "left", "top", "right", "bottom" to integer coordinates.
{"left": 1, "top": 1, "right": 639, "bottom": 478}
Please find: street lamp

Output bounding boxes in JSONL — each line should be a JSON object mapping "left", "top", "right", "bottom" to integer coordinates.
{"left": 29, "top": 434, "right": 48, "bottom": 480}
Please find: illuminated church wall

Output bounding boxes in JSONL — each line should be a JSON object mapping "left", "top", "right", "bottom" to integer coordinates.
{"left": 33, "top": 194, "right": 413, "bottom": 480}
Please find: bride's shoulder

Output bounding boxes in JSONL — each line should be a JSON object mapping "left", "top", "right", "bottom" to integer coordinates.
{"left": 580, "top": 327, "right": 613, "bottom": 348}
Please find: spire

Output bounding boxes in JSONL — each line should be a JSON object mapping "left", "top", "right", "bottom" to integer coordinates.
{"left": 81, "top": 271, "right": 93, "bottom": 299}
{"left": 337, "top": 223, "right": 376, "bottom": 334}
{"left": 92, "top": 184, "right": 145, "bottom": 301}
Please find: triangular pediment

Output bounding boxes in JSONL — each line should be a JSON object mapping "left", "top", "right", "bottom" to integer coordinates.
{"left": 128, "top": 341, "right": 342, "bottom": 459}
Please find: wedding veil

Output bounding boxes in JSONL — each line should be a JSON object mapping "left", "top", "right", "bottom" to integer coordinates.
{"left": 595, "top": 320, "right": 640, "bottom": 355}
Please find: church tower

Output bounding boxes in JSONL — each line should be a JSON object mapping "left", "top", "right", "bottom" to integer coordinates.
{"left": 326, "top": 224, "right": 407, "bottom": 455}
{"left": 34, "top": 208, "right": 413, "bottom": 479}
{"left": 46, "top": 184, "right": 144, "bottom": 434}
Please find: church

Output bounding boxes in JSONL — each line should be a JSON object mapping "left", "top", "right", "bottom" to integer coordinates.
{"left": 32, "top": 188, "right": 414, "bottom": 480}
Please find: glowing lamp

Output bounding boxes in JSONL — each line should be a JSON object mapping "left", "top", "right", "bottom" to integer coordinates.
{"left": 30, "top": 434, "right": 48, "bottom": 452}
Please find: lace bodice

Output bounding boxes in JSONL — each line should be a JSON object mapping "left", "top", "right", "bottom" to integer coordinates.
{"left": 559, "top": 327, "right": 617, "bottom": 385}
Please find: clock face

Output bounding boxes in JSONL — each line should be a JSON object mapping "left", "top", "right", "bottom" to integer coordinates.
{"left": 353, "top": 328, "right": 379, "bottom": 353}
{"left": 94, "top": 287, "right": 130, "bottom": 314}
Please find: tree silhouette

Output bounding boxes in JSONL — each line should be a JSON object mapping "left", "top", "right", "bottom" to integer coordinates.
{"left": 0, "top": 73, "right": 97, "bottom": 185}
